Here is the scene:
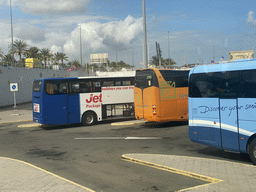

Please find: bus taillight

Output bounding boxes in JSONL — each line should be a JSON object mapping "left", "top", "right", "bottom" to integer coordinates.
{"left": 153, "top": 105, "right": 157, "bottom": 115}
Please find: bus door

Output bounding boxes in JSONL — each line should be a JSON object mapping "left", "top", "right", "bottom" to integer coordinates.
{"left": 67, "top": 94, "right": 80, "bottom": 124}
{"left": 68, "top": 82, "right": 81, "bottom": 124}
{"left": 220, "top": 99, "right": 239, "bottom": 152}
{"left": 43, "top": 81, "right": 68, "bottom": 125}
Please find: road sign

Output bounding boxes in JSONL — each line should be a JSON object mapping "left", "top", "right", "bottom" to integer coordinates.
{"left": 10, "top": 83, "right": 18, "bottom": 92}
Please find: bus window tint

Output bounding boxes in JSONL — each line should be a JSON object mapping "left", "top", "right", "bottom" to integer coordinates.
{"left": 189, "top": 71, "right": 240, "bottom": 98}
{"left": 45, "top": 83, "right": 56, "bottom": 94}
{"left": 135, "top": 69, "right": 158, "bottom": 89}
{"left": 115, "top": 81, "right": 121, "bottom": 86}
{"left": 159, "top": 70, "right": 189, "bottom": 87}
{"left": 59, "top": 83, "right": 68, "bottom": 94}
{"left": 241, "top": 70, "right": 256, "bottom": 97}
{"left": 102, "top": 81, "right": 114, "bottom": 87}
{"left": 93, "top": 81, "right": 101, "bottom": 92}
{"left": 45, "top": 81, "right": 68, "bottom": 95}
{"left": 33, "top": 80, "right": 42, "bottom": 92}
{"left": 122, "top": 81, "right": 130, "bottom": 86}
{"left": 71, "top": 82, "right": 80, "bottom": 93}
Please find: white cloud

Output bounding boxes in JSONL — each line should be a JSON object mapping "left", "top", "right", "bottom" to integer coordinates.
{"left": 12, "top": 0, "right": 91, "bottom": 14}
{"left": 50, "top": 45, "right": 62, "bottom": 53}
{"left": 63, "top": 15, "right": 143, "bottom": 61}
{"left": 247, "top": 10, "right": 256, "bottom": 25}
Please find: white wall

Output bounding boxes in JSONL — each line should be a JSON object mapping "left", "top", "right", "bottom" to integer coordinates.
{"left": 0, "top": 67, "right": 69, "bottom": 107}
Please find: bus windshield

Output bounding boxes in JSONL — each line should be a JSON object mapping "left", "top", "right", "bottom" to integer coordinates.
{"left": 33, "top": 80, "right": 42, "bottom": 92}
{"left": 135, "top": 69, "right": 158, "bottom": 89}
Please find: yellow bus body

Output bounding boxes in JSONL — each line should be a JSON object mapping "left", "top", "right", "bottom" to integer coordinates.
{"left": 25, "top": 58, "right": 41, "bottom": 68}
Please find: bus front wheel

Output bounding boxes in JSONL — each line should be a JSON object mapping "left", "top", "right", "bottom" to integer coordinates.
{"left": 249, "top": 139, "right": 256, "bottom": 165}
{"left": 82, "top": 112, "right": 97, "bottom": 126}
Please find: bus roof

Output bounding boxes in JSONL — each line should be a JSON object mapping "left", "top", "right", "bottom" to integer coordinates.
{"left": 34, "top": 75, "right": 135, "bottom": 81}
{"left": 190, "top": 59, "right": 256, "bottom": 74}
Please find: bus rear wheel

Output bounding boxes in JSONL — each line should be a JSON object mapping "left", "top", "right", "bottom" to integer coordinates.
{"left": 249, "top": 139, "right": 256, "bottom": 165}
{"left": 82, "top": 112, "right": 97, "bottom": 126}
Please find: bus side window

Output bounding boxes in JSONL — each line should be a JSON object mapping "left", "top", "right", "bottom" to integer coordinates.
{"left": 241, "top": 70, "right": 256, "bottom": 98}
{"left": 85, "top": 81, "right": 92, "bottom": 92}
{"left": 115, "top": 81, "right": 121, "bottom": 86}
{"left": 59, "top": 83, "right": 68, "bottom": 94}
{"left": 102, "top": 81, "right": 114, "bottom": 87}
{"left": 122, "top": 81, "right": 130, "bottom": 86}
{"left": 71, "top": 82, "right": 79, "bottom": 93}
{"left": 79, "top": 82, "right": 87, "bottom": 93}
{"left": 93, "top": 82, "right": 101, "bottom": 92}
{"left": 45, "top": 83, "right": 54, "bottom": 94}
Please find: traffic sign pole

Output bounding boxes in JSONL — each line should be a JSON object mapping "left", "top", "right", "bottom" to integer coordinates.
{"left": 14, "top": 92, "right": 16, "bottom": 108}
{"left": 10, "top": 83, "right": 19, "bottom": 115}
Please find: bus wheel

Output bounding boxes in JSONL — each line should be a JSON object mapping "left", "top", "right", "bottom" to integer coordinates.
{"left": 82, "top": 112, "right": 97, "bottom": 126}
{"left": 249, "top": 139, "right": 256, "bottom": 165}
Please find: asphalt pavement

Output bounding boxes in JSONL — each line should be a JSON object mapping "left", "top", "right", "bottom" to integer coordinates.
{"left": 0, "top": 102, "right": 256, "bottom": 192}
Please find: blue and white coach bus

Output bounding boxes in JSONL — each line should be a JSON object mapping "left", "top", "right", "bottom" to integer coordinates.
{"left": 188, "top": 59, "right": 256, "bottom": 164}
{"left": 32, "top": 76, "right": 135, "bottom": 126}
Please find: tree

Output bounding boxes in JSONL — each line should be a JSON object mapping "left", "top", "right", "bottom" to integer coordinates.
{"left": 11, "top": 40, "right": 28, "bottom": 66}
{"left": 0, "top": 48, "right": 4, "bottom": 59}
{"left": 3, "top": 54, "right": 15, "bottom": 66}
{"left": 71, "top": 60, "right": 81, "bottom": 69}
{"left": 58, "top": 52, "right": 68, "bottom": 66}
{"left": 24, "top": 47, "right": 40, "bottom": 59}
{"left": 162, "top": 58, "right": 176, "bottom": 66}
{"left": 150, "top": 55, "right": 176, "bottom": 67}
{"left": 108, "top": 60, "right": 133, "bottom": 71}
{"left": 54, "top": 52, "right": 61, "bottom": 65}
{"left": 40, "top": 48, "right": 51, "bottom": 68}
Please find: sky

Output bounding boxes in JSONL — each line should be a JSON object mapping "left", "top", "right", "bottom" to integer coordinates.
{"left": 1, "top": 0, "right": 256, "bottom": 69}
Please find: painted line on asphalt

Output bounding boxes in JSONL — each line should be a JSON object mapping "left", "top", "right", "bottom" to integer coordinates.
{"left": 121, "top": 154, "right": 223, "bottom": 184}
{"left": 75, "top": 137, "right": 171, "bottom": 140}
{"left": 18, "top": 123, "right": 42, "bottom": 128}
{"left": 0, "top": 156, "right": 95, "bottom": 192}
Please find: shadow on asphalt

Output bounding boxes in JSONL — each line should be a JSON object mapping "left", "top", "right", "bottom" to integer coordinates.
{"left": 40, "top": 118, "right": 136, "bottom": 130}
{"left": 142, "top": 121, "right": 188, "bottom": 129}
{"left": 196, "top": 146, "right": 252, "bottom": 164}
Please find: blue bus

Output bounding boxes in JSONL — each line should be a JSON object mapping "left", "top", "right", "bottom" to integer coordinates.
{"left": 188, "top": 59, "right": 256, "bottom": 164}
{"left": 32, "top": 76, "right": 135, "bottom": 126}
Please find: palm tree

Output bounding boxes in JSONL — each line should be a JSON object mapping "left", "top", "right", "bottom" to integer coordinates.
{"left": 3, "top": 53, "right": 15, "bottom": 66}
{"left": 12, "top": 40, "right": 28, "bottom": 66}
{"left": 54, "top": 52, "right": 61, "bottom": 64}
{"left": 24, "top": 47, "right": 40, "bottom": 59}
{"left": 40, "top": 48, "right": 51, "bottom": 68}
{"left": 0, "top": 48, "right": 4, "bottom": 59}
{"left": 59, "top": 52, "right": 69, "bottom": 67}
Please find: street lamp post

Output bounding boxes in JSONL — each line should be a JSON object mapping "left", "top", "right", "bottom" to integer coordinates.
{"left": 10, "top": 0, "right": 14, "bottom": 67}
{"left": 142, "top": 0, "right": 148, "bottom": 68}
{"left": 79, "top": 25, "right": 83, "bottom": 69}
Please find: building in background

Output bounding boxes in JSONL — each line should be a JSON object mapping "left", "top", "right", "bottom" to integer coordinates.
{"left": 229, "top": 50, "right": 254, "bottom": 61}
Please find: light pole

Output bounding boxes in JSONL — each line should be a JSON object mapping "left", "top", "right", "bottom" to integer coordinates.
{"left": 79, "top": 25, "right": 83, "bottom": 69}
{"left": 142, "top": 0, "right": 148, "bottom": 68}
{"left": 10, "top": 0, "right": 14, "bottom": 66}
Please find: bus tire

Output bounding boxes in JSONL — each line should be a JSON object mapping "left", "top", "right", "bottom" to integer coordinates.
{"left": 249, "top": 139, "right": 256, "bottom": 165}
{"left": 82, "top": 112, "right": 97, "bottom": 126}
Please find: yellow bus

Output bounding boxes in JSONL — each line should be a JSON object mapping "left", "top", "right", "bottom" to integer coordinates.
{"left": 25, "top": 58, "right": 42, "bottom": 68}
{"left": 134, "top": 68, "right": 189, "bottom": 122}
